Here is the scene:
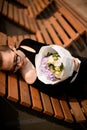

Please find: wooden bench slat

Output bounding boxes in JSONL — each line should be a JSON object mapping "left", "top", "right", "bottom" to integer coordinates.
{"left": 54, "top": 12, "right": 78, "bottom": 41}
{"left": 30, "top": 86, "right": 43, "bottom": 111}
{"left": 0, "top": 32, "right": 7, "bottom": 45}
{"left": 23, "top": 10, "right": 30, "bottom": 30}
{"left": 27, "top": 17, "right": 37, "bottom": 33}
{"left": 59, "top": 7, "right": 85, "bottom": 35}
{"left": 18, "top": 9, "right": 25, "bottom": 27}
{"left": 51, "top": 97, "right": 64, "bottom": 119}
{"left": 59, "top": 98, "right": 74, "bottom": 123}
{"left": 49, "top": 16, "right": 71, "bottom": 47}
{"left": 43, "top": 20, "right": 63, "bottom": 46}
{"left": 17, "top": 35, "right": 24, "bottom": 48}
{"left": 7, "top": 74, "right": 19, "bottom": 102}
{"left": 34, "top": 0, "right": 42, "bottom": 13}
{"left": 37, "top": 20, "right": 53, "bottom": 44}
{"left": 8, "top": 3, "right": 13, "bottom": 20}
{"left": 19, "top": 78, "right": 31, "bottom": 107}
{"left": 27, "top": 6, "right": 34, "bottom": 17}
{"left": 0, "top": 72, "right": 6, "bottom": 96}
{"left": 30, "top": 2, "right": 38, "bottom": 17}
{"left": 2, "top": 0, "right": 8, "bottom": 16}
{"left": 36, "top": 31, "right": 45, "bottom": 43}
{"left": 41, "top": 92, "right": 54, "bottom": 116}
{"left": 38, "top": 0, "right": 46, "bottom": 9}
{"left": 30, "top": 34, "right": 37, "bottom": 40}
{"left": 7, "top": 36, "right": 16, "bottom": 47}
{"left": 81, "top": 99, "right": 87, "bottom": 116}
{"left": 13, "top": 6, "right": 19, "bottom": 24}
{"left": 69, "top": 98, "right": 86, "bottom": 122}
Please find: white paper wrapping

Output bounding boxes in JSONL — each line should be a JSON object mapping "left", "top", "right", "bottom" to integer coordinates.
{"left": 35, "top": 45, "right": 74, "bottom": 85}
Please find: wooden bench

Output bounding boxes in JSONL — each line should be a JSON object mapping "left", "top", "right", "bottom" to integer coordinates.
{"left": 0, "top": 32, "right": 87, "bottom": 124}
{"left": 0, "top": 0, "right": 37, "bottom": 33}
{"left": 55, "top": 0, "right": 87, "bottom": 44}
{"left": 0, "top": 0, "right": 87, "bottom": 57}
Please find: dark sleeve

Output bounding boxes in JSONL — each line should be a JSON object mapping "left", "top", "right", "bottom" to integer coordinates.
{"left": 19, "top": 38, "right": 47, "bottom": 53}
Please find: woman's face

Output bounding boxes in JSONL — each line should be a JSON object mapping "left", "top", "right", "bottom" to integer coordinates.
{"left": 1, "top": 48, "right": 25, "bottom": 72}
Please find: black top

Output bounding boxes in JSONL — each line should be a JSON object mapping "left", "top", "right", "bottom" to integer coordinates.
{"left": 18, "top": 39, "right": 87, "bottom": 97}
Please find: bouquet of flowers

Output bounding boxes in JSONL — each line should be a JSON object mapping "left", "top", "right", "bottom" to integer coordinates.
{"left": 40, "top": 52, "right": 64, "bottom": 81}
{"left": 35, "top": 45, "right": 74, "bottom": 85}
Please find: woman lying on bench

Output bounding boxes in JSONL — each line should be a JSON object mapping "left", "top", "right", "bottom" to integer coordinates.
{"left": 0, "top": 39, "right": 87, "bottom": 96}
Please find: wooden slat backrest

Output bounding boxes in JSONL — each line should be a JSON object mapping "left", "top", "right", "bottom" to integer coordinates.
{"left": 36, "top": 20, "right": 53, "bottom": 44}
{"left": 13, "top": 5, "right": 19, "bottom": 24}
{"left": 36, "top": 31, "right": 45, "bottom": 43}
{"left": 2, "top": 0, "right": 8, "bottom": 16}
{"left": 59, "top": 7, "right": 85, "bottom": 35}
{"left": 43, "top": 19, "right": 63, "bottom": 46}
{"left": 18, "top": 9, "right": 25, "bottom": 27}
{"left": 48, "top": 16, "right": 72, "bottom": 47}
{"left": 54, "top": 12, "right": 78, "bottom": 41}
{"left": 8, "top": 3, "right": 13, "bottom": 21}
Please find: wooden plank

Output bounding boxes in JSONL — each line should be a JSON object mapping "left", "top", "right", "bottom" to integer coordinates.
{"left": 27, "top": 17, "right": 37, "bottom": 33}
{"left": 54, "top": 12, "right": 78, "bottom": 41}
{"left": 23, "top": 10, "right": 30, "bottom": 30}
{"left": 7, "top": 74, "right": 19, "bottom": 102}
{"left": 27, "top": 6, "right": 34, "bottom": 17}
{"left": 41, "top": 92, "right": 54, "bottom": 116}
{"left": 43, "top": 20, "right": 63, "bottom": 46}
{"left": 8, "top": 3, "right": 13, "bottom": 20}
{"left": 30, "top": 86, "right": 43, "bottom": 111}
{"left": 69, "top": 98, "right": 86, "bottom": 122}
{"left": 7, "top": 36, "right": 16, "bottom": 47}
{"left": 49, "top": 16, "right": 71, "bottom": 47}
{"left": 0, "top": 32, "right": 7, "bottom": 45}
{"left": 36, "top": 31, "right": 45, "bottom": 43}
{"left": 37, "top": 20, "right": 53, "bottom": 44}
{"left": 11, "top": 36, "right": 18, "bottom": 47}
{"left": 0, "top": 72, "right": 6, "bottom": 96}
{"left": 2, "top": 0, "right": 8, "bottom": 16}
{"left": 18, "top": 9, "right": 25, "bottom": 27}
{"left": 59, "top": 98, "right": 74, "bottom": 123}
{"left": 51, "top": 97, "right": 64, "bottom": 119}
{"left": 38, "top": 0, "right": 46, "bottom": 9}
{"left": 19, "top": 78, "right": 31, "bottom": 107}
{"left": 17, "top": 35, "right": 24, "bottom": 48}
{"left": 59, "top": 7, "right": 85, "bottom": 35}
{"left": 30, "top": 2, "right": 38, "bottom": 17}
{"left": 81, "top": 99, "right": 87, "bottom": 116}
{"left": 13, "top": 5, "right": 19, "bottom": 24}
{"left": 34, "top": 0, "right": 42, "bottom": 13}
